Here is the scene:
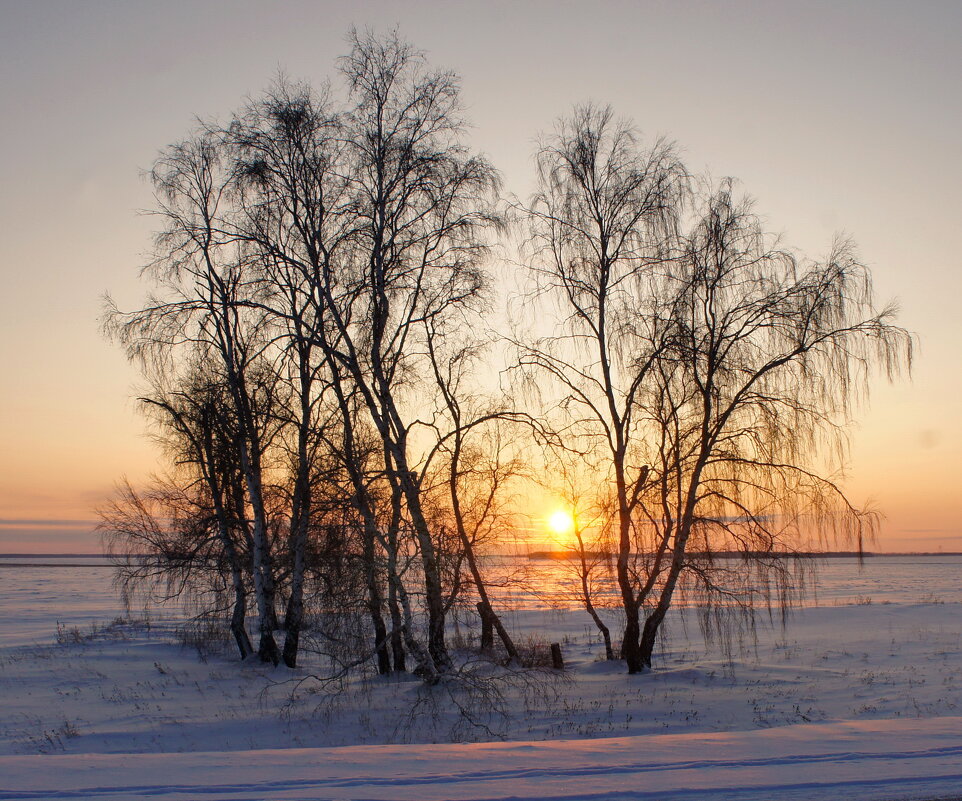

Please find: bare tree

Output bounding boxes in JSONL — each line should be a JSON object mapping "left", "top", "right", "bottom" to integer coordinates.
{"left": 629, "top": 184, "right": 911, "bottom": 668}
{"left": 222, "top": 35, "right": 504, "bottom": 678}
{"left": 518, "top": 104, "right": 686, "bottom": 672}
{"left": 106, "top": 28, "right": 506, "bottom": 677}
{"left": 99, "top": 30, "right": 909, "bottom": 695}
{"left": 98, "top": 365, "right": 260, "bottom": 661}
{"left": 224, "top": 80, "right": 351, "bottom": 668}
{"left": 105, "top": 132, "right": 285, "bottom": 664}
{"left": 540, "top": 457, "right": 617, "bottom": 661}
{"left": 316, "top": 29, "right": 502, "bottom": 673}
{"left": 136, "top": 366, "right": 256, "bottom": 660}
{"left": 423, "top": 319, "right": 524, "bottom": 661}
{"left": 520, "top": 107, "right": 910, "bottom": 673}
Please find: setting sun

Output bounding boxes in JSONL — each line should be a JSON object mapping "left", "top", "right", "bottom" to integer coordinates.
{"left": 547, "top": 509, "right": 575, "bottom": 536}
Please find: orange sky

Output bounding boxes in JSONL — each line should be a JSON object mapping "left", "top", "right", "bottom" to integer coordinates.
{"left": 1, "top": 1, "right": 959, "bottom": 553}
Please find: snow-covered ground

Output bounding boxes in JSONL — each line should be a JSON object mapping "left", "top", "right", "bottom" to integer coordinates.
{"left": 3, "top": 718, "right": 962, "bottom": 800}
{"left": 1, "top": 557, "right": 961, "bottom": 799}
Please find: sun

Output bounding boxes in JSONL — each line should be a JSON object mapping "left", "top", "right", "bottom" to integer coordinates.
{"left": 547, "top": 509, "right": 575, "bottom": 536}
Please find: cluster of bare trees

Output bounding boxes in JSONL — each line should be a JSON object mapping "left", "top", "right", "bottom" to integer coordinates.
{"left": 101, "top": 31, "right": 910, "bottom": 681}
{"left": 102, "top": 31, "right": 518, "bottom": 678}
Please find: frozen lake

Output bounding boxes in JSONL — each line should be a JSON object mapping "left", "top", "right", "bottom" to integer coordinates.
{"left": 1, "top": 554, "right": 959, "bottom": 648}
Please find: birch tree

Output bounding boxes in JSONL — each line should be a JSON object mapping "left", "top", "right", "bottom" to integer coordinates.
{"left": 321, "top": 30, "right": 502, "bottom": 673}
{"left": 630, "top": 185, "right": 912, "bottom": 668}
{"left": 106, "top": 133, "right": 284, "bottom": 663}
{"left": 519, "top": 105, "right": 686, "bottom": 672}
{"left": 521, "top": 108, "right": 910, "bottom": 673}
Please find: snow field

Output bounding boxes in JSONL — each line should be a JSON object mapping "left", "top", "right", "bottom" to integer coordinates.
{"left": 1, "top": 603, "right": 959, "bottom": 754}
{"left": 1, "top": 560, "right": 960, "bottom": 799}
{"left": 2, "top": 718, "right": 962, "bottom": 800}
{"left": 1, "top": 601, "right": 961, "bottom": 798}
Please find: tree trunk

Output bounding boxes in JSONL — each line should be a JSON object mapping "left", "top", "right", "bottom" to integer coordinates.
{"left": 211, "top": 485, "right": 254, "bottom": 661}
{"left": 221, "top": 508, "right": 254, "bottom": 660}
{"left": 282, "top": 363, "right": 314, "bottom": 669}
{"left": 638, "top": 530, "right": 691, "bottom": 668}
{"left": 447, "top": 431, "right": 519, "bottom": 662}
{"left": 224, "top": 524, "right": 254, "bottom": 660}
{"left": 394, "top": 461, "right": 450, "bottom": 672}
{"left": 251, "top": 532, "right": 279, "bottom": 664}
{"left": 281, "top": 525, "right": 306, "bottom": 668}
{"left": 392, "top": 564, "right": 439, "bottom": 684}
{"left": 621, "top": 605, "right": 643, "bottom": 673}
{"left": 477, "top": 601, "right": 494, "bottom": 650}
{"left": 363, "top": 520, "right": 391, "bottom": 674}
{"left": 230, "top": 576, "right": 254, "bottom": 660}
{"left": 241, "top": 443, "right": 279, "bottom": 665}
{"left": 614, "top": 463, "right": 644, "bottom": 673}
{"left": 387, "top": 565, "right": 406, "bottom": 672}
{"left": 585, "top": 598, "right": 614, "bottom": 661}
{"left": 577, "top": 537, "right": 614, "bottom": 660}
{"left": 639, "top": 610, "right": 663, "bottom": 669}
{"left": 463, "top": 540, "right": 517, "bottom": 660}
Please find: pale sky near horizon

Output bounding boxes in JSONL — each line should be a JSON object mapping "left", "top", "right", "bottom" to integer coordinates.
{"left": 1, "top": 0, "right": 959, "bottom": 553}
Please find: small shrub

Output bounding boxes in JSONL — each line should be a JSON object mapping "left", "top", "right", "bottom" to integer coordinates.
{"left": 513, "top": 635, "right": 556, "bottom": 669}
{"left": 176, "top": 618, "right": 234, "bottom": 660}
{"left": 55, "top": 623, "right": 86, "bottom": 645}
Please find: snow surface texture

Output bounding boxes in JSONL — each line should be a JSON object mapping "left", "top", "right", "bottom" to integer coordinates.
{"left": 2, "top": 718, "right": 962, "bottom": 800}
{"left": 1, "top": 559, "right": 961, "bottom": 799}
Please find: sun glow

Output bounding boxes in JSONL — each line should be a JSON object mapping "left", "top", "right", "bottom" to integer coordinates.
{"left": 547, "top": 509, "right": 575, "bottom": 536}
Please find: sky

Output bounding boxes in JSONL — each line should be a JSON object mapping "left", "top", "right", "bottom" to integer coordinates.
{"left": 0, "top": 0, "right": 959, "bottom": 553}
